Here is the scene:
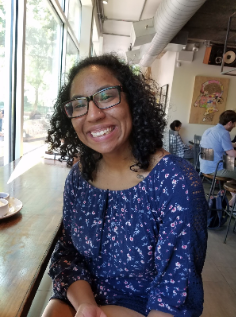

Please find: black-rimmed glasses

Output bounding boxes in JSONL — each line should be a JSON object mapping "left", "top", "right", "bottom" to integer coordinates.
{"left": 64, "top": 85, "right": 123, "bottom": 118}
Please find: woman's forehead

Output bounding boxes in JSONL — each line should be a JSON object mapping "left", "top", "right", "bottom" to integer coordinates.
{"left": 70, "top": 65, "right": 120, "bottom": 96}
{"left": 76, "top": 65, "right": 115, "bottom": 80}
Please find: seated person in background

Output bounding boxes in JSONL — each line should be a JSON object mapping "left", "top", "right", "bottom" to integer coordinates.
{"left": 231, "top": 135, "right": 236, "bottom": 148}
{"left": 200, "top": 110, "right": 236, "bottom": 205}
{"left": 41, "top": 54, "right": 208, "bottom": 317}
{"left": 169, "top": 120, "right": 194, "bottom": 159}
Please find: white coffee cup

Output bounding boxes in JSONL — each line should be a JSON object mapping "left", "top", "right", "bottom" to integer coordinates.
{"left": 0, "top": 198, "right": 9, "bottom": 217}
{"left": 0, "top": 192, "right": 10, "bottom": 201}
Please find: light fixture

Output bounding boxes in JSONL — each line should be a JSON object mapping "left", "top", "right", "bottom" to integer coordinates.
{"left": 103, "top": 0, "right": 108, "bottom": 4}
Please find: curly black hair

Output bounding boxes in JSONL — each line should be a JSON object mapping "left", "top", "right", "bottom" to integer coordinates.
{"left": 46, "top": 53, "right": 166, "bottom": 181}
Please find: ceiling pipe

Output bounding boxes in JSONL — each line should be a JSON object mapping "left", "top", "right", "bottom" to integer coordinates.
{"left": 139, "top": 0, "right": 207, "bottom": 67}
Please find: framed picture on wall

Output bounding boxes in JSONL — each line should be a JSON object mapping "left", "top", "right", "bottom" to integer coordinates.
{"left": 189, "top": 76, "right": 230, "bottom": 124}
{"left": 157, "top": 84, "right": 169, "bottom": 112}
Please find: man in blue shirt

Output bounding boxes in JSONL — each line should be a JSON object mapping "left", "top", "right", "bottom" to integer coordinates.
{"left": 200, "top": 110, "right": 236, "bottom": 205}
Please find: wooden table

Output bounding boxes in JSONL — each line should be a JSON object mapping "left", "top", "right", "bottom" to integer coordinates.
{"left": 0, "top": 158, "right": 70, "bottom": 317}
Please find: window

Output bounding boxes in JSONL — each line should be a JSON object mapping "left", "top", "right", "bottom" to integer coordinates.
{"left": 92, "top": 17, "right": 99, "bottom": 56}
{"left": 59, "top": 0, "right": 65, "bottom": 10}
{"left": 0, "top": 0, "right": 91, "bottom": 165}
{"left": 65, "top": 33, "right": 79, "bottom": 76}
{"left": 0, "top": 0, "right": 6, "bottom": 165}
{"left": 23, "top": 0, "right": 63, "bottom": 154}
{"left": 68, "top": 0, "right": 82, "bottom": 42}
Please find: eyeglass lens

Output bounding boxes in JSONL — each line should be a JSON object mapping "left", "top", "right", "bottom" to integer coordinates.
{"left": 65, "top": 87, "right": 120, "bottom": 118}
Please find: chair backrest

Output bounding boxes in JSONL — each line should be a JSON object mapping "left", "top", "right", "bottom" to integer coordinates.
{"left": 194, "top": 134, "right": 201, "bottom": 144}
{"left": 169, "top": 130, "right": 177, "bottom": 155}
{"left": 195, "top": 147, "right": 214, "bottom": 171}
{"left": 223, "top": 154, "right": 235, "bottom": 171}
{"left": 199, "top": 149, "right": 235, "bottom": 172}
{"left": 200, "top": 147, "right": 214, "bottom": 161}
{"left": 193, "top": 135, "right": 202, "bottom": 171}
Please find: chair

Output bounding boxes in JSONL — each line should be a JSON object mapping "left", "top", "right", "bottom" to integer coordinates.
{"left": 198, "top": 148, "right": 232, "bottom": 201}
{"left": 193, "top": 135, "right": 201, "bottom": 171}
{"left": 169, "top": 130, "right": 177, "bottom": 155}
{"left": 222, "top": 157, "right": 236, "bottom": 243}
{"left": 198, "top": 149, "right": 235, "bottom": 242}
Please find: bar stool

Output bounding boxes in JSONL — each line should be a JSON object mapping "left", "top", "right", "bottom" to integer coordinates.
{"left": 223, "top": 155, "right": 236, "bottom": 243}
{"left": 223, "top": 183, "right": 236, "bottom": 243}
{"left": 198, "top": 148, "right": 231, "bottom": 201}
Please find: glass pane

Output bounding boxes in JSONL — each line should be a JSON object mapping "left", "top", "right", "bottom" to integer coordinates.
{"left": 92, "top": 17, "right": 98, "bottom": 56}
{"left": 68, "top": 0, "right": 82, "bottom": 41}
{"left": 24, "top": 0, "right": 62, "bottom": 155}
{"left": 59, "top": 0, "right": 65, "bottom": 10}
{"left": 65, "top": 33, "right": 79, "bottom": 75}
{"left": 0, "top": 0, "right": 6, "bottom": 166}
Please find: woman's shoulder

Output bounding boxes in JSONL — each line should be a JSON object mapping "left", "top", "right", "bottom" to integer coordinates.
{"left": 65, "top": 162, "right": 82, "bottom": 185}
{"left": 152, "top": 152, "right": 200, "bottom": 183}
{"left": 152, "top": 150, "right": 191, "bottom": 167}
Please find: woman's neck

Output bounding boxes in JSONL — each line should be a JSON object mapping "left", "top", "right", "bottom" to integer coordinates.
{"left": 99, "top": 148, "right": 135, "bottom": 174}
{"left": 89, "top": 148, "right": 168, "bottom": 191}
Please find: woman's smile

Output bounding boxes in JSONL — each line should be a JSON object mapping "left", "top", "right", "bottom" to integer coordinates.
{"left": 89, "top": 126, "right": 115, "bottom": 138}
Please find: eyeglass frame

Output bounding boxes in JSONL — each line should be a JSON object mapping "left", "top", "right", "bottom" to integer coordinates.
{"left": 63, "top": 85, "right": 123, "bottom": 119}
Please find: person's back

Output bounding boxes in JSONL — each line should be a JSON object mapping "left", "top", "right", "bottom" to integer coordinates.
{"left": 200, "top": 123, "right": 232, "bottom": 174}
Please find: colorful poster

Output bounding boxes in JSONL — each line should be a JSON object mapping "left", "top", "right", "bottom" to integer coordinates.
{"left": 189, "top": 76, "right": 230, "bottom": 124}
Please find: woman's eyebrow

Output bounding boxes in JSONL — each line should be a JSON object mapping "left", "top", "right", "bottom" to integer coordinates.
{"left": 71, "top": 85, "right": 116, "bottom": 99}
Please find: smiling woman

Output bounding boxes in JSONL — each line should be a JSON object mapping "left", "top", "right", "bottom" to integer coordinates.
{"left": 43, "top": 54, "right": 208, "bottom": 317}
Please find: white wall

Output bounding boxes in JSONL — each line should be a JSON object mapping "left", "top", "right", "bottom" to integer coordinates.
{"left": 150, "top": 51, "right": 177, "bottom": 149}
{"left": 168, "top": 44, "right": 236, "bottom": 144}
{"left": 151, "top": 51, "right": 176, "bottom": 97}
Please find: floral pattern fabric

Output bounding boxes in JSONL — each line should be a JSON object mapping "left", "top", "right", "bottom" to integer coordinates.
{"left": 49, "top": 155, "right": 208, "bottom": 317}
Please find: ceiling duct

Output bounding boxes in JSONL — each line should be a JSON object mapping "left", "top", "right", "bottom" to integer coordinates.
{"left": 138, "top": 0, "right": 207, "bottom": 67}
{"left": 126, "top": 31, "right": 188, "bottom": 64}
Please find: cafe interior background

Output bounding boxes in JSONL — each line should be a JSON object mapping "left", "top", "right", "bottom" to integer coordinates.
{"left": 1, "top": 0, "right": 236, "bottom": 167}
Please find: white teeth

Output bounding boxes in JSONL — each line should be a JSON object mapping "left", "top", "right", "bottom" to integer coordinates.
{"left": 91, "top": 127, "right": 112, "bottom": 137}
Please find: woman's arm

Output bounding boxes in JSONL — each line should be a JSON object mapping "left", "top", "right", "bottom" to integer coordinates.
{"left": 49, "top": 167, "right": 93, "bottom": 304}
{"left": 67, "top": 280, "right": 97, "bottom": 311}
{"left": 146, "top": 161, "right": 208, "bottom": 316}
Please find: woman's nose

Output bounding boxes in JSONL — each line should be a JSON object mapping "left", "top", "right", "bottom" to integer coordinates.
{"left": 86, "top": 100, "right": 105, "bottom": 121}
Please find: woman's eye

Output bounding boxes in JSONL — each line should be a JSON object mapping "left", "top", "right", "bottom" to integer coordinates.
{"left": 72, "top": 100, "right": 86, "bottom": 110}
{"left": 100, "top": 93, "right": 111, "bottom": 101}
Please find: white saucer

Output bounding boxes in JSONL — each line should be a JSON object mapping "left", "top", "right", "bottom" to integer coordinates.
{"left": 0, "top": 197, "right": 23, "bottom": 219}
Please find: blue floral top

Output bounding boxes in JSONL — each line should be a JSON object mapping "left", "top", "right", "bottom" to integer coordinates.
{"left": 49, "top": 155, "right": 208, "bottom": 317}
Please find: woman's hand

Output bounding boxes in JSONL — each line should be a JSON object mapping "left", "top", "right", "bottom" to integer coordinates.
{"left": 75, "top": 303, "right": 107, "bottom": 317}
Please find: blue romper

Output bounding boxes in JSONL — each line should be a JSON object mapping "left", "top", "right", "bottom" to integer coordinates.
{"left": 49, "top": 155, "right": 208, "bottom": 317}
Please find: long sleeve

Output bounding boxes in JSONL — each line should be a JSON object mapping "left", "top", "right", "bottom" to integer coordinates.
{"left": 49, "top": 167, "right": 92, "bottom": 301}
{"left": 147, "top": 161, "right": 208, "bottom": 317}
